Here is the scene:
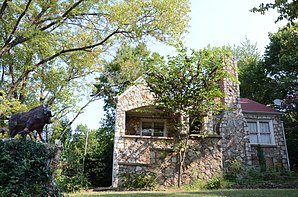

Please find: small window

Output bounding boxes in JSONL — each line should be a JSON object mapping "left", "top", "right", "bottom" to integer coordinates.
{"left": 141, "top": 119, "right": 165, "bottom": 137}
{"left": 247, "top": 120, "right": 275, "bottom": 145}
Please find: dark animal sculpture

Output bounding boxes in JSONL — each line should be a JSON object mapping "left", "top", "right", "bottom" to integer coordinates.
{"left": 8, "top": 104, "right": 53, "bottom": 142}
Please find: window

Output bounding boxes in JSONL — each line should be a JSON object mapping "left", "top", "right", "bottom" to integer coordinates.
{"left": 247, "top": 120, "right": 275, "bottom": 145}
{"left": 141, "top": 119, "right": 166, "bottom": 137}
{"left": 189, "top": 118, "right": 202, "bottom": 134}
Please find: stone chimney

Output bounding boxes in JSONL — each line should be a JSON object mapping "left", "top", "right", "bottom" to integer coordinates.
{"left": 219, "top": 57, "right": 251, "bottom": 173}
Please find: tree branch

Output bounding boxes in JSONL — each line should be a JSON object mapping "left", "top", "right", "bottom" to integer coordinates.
{"left": 63, "top": 0, "right": 84, "bottom": 17}
{"left": 35, "top": 29, "right": 120, "bottom": 67}
{"left": 7, "top": 29, "right": 120, "bottom": 99}
{"left": 40, "top": 0, "right": 84, "bottom": 31}
{"left": 0, "top": 0, "right": 32, "bottom": 58}
{"left": 59, "top": 92, "right": 102, "bottom": 141}
{"left": 0, "top": 0, "right": 10, "bottom": 19}
{"left": 6, "top": 0, "right": 32, "bottom": 46}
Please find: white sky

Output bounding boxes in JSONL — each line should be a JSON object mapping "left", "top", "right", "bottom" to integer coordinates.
{"left": 72, "top": 0, "right": 287, "bottom": 130}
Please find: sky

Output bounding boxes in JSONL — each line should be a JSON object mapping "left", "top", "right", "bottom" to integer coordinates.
{"left": 72, "top": 0, "right": 287, "bottom": 130}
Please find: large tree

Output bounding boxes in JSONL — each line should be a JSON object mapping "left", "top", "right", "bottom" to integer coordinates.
{"left": 262, "top": 23, "right": 298, "bottom": 171}
{"left": 232, "top": 38, "right": 270, "bottom": 104}
{"left": 145, "top": 45, "right": 234, "bottom": 187}
{"left": 234, "top": 23, "right": 298, "bottom": 104}
{"left": 262, "top": 23, "right": 298, "bottom": 100}
{"left": 94, "top": 43, "right": 164, "bottom": 116}
{"left": 0, "top": 0, "right": 190, "bottom": 135}
{"left": 251, "top": 0, "right": 298, "bottom": 24}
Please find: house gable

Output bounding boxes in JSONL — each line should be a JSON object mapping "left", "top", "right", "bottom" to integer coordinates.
{"left": 240, "top": 98, "right": 289, "bottom": 170}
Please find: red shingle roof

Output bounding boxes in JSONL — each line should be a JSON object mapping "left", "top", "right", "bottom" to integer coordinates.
{"left": 240, "top": 98, "right": 280, "bottom": 114}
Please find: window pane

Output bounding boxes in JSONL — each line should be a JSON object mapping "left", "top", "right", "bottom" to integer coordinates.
{"left": 260, "top": 134, "right": 271, "bottom": 144}
{"left": 248, "top": 122, "right": 258, "bottom": 144}
{"left": 141, "top": 121, "right": 165, "bottom": 137}
{"left": 250, "top": 134, "right": 258, "bottom": 144}
{"left": 260, "top": 122, "right": 270, "bottom": 133}
{"left": 153, "top": 122, "right": 164, "bottom": 136}
{"left": 142, "top": 122, "right": 152, "bottom": 129}
{"left": 248, "top": 122, "right": 257, "bottom": 134}
{"left": 142, "top": 122, "right": 152, "bottom": 136}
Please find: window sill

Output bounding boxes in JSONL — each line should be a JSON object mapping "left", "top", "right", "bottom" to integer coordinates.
{"left": 250, "top": 144, "right": 277, "bottom": 148}
{"left": 118, "top": 162, "right": 151, "bottom": 166}
{"left": 123, "top": 135, "right": 174, "bottom": 140}
{"left": 190, "top": 134, "right": 221, "bottom": 138}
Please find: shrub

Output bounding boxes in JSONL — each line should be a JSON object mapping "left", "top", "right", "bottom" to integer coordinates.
{"left": 224, "top": 159, "right": 243, "bottom": 181}
{"left": 119, "top": 171, "right": 157, "bottom": 189}
{"left": 56, "top": 172, "right": 90, "bottom": 193}
{"left": 0, "top": 139, "right": 61, "bottom": 196}
{"left": 206, "top": 177, "right": 221, "bottom": 189}
{"left": 257, "top": 145, "right": 266, "bottom": 172}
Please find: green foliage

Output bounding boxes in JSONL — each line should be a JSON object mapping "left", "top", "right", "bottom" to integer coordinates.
{"left": 56, "top": 124, "right": 114, "bottom": 191}
{"left": 206, "top": 177, "right": 221, "bottom": 190}
{"left": 224, "top": 159, "right": 243, "bottom": 181}
{"left": 257, "top": 145, "right": 267, "bottom": 172}
{"left": 283, "top": 94, "right": 298, "bottom": 171}
{"left": 263, "top": 23, "right": 298, "bottom": 101}
{"left": 243, "top": 166, "right": 298, "bottom": 183}
{"left": 56, "top": 125, "right": 91, "bottom": 192}
{"left": 119, "top": 171, "right": 157, "bottom": 189}
{"left": 85, "top": 125, "right": 114, "bottom": 187}
{"left": 145, "top": 45, "right": 235, "bottom": 187}
{"left": 94, "top": 43, "right": 164, "bottom": 112}
{"left": 232, "top": 38, "right": 269, "bottom": 103}
{"left": 145, "top": 45, "right": 234, "bottom": 131}
{"left": 0, "top": 139, "right": 60, "bottom": 196}
{"left": 0, "top": 0, "right": 190, "bottom": 138}
{"left": 235, "top": 24, "right": 298, "bottom": 105}
{"left": 56, "top": 171, "right": 90, "bottom": 193}
{"left": 251, "top": 0, "right": 298, "bottom": 24}
{"left": 186, "top": 176, "right": 233, "bottom": 190}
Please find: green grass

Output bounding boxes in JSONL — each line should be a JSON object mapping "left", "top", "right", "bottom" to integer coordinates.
{"left": 66, "top": 189, "right": 298, "bottom": 197}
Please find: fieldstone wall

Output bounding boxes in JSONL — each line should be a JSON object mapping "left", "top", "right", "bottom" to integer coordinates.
{"left": 116, "top": 136, "right": 222, "bottom": 187}
{"left": 219, "top": 60, "right": 251, "bottom": 173}
{"left": 112, "top": 82, "right": 155, "bottom": 187}
{"left": 220, "top": 109, "right": 251, "bottom": 174}
{"left": 112, "top": 80, "right": 224, "bottom": 188}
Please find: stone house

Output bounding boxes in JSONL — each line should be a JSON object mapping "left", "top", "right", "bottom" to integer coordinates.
{"left": 111, "top": 65, "right": 290, "bottom": 188}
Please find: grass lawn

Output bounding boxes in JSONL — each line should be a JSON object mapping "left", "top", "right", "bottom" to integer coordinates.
{"left": 66, "top": 189, "right": 298, "bottom": 197}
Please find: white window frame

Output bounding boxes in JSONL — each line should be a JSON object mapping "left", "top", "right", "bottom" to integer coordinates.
{"left": 247, "top": 119, "right": 275, "bottom": 145}
{"left": 140, "top": 119, "right": 167, "bottom": 137}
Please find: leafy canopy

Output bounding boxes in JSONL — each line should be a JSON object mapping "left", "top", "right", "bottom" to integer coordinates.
{"left": 145, "top": 46, "right": 234, "bottom": 131}
{"left": 251, "top": 0, "right": 298, "bottom": 24}
{"left": 263, "top": 22, "right": 298, "bottom": 99}
{"left": 0, "top": 0, "right": 190, "bottom": 135}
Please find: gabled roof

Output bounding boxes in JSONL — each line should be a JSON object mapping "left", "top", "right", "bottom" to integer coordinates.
{"left": 240, "top": 98, "right": 280, "bottom": 114}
